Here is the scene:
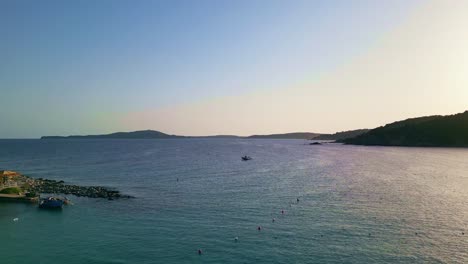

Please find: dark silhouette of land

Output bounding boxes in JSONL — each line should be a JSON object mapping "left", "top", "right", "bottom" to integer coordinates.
{"left": 247, "top": 132, "right": 320, "bottom": 139}
{"left": 41, "top": 130, "right": 184, "bottom": 139}
{"left": 40, "top": 110, "right": 468, "bottom": 146}
{"left": 314, "top": 129, "right": 370, "bottom": 140}
{"left": 41, "top": 131, "right": 321, "bottom": 140}
{"left": 341, "top": 111, "right": 468, "bottom": 147}
{"left": 195, "top": 135, "right": 242, "bottom": 139}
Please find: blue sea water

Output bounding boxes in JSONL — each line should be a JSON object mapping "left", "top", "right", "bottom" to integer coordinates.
{"left": 0, "top": 139, "right": 467, "bottom": 263}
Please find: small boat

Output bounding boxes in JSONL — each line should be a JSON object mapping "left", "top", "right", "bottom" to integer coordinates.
{"left": 39, "top": 197, "right": 64, "bottom": 209}
{"left": 241, "top": 156, "right": 252, "bottom": 161}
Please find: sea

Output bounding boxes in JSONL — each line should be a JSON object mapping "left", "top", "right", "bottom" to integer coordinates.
{"left": 0, "top": 139, "right": 467, "bottom": 264}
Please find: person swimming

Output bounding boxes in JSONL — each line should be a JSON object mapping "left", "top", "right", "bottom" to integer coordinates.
{"left": 257, "top": 226, "right": 262, "bottom": 231}
{"left": 198, "top": 249, "right": 203, "bottom": 255}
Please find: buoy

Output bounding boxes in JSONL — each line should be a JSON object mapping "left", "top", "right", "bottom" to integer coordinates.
{"left": 13, "top": 218, "right": 19, "bottom": 222}
{"left": 281, "top": 210, "right": 285, "bottom": 215}
{"left": 198, "top": 249, "right": 202, "bottom": 255}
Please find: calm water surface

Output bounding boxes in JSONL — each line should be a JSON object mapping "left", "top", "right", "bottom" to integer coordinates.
{"left": 0, "top": 139, "right": 467, "bottom": 263}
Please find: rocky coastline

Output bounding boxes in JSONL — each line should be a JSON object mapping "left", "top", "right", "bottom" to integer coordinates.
{"left": 1, "top": 170, "right": 133, "bottom": 200}
{"left": 30, "top": 178, "right": 133, "bottom": 199}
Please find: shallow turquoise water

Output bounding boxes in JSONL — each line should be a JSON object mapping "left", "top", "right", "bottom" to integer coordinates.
{"left": 0, "top": 139, "right": 467, "bottom": 263}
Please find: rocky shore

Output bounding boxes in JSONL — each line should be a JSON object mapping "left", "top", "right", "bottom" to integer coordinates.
{"left": 1, "top": 170, "right": 133, "bottom": 199}
{"left": 30, "top": 178, "right": 133, "bottom": 199}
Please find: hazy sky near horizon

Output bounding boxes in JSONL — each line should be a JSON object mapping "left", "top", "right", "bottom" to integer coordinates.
{"left": 1, "top": 0, "right": 467, "bottom": 138}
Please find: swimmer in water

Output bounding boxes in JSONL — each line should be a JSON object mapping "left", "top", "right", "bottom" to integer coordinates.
{"left": 198, "top": 249, "right": 202, "bottom": 255}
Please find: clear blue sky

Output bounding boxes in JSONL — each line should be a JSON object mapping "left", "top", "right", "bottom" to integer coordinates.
{"left": 2, "top": 0, "right": 466, "bottom": 138}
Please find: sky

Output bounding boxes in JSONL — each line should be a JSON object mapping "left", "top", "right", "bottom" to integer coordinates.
{"left": 1, "top": 0, "right": 467, "bottom": 138}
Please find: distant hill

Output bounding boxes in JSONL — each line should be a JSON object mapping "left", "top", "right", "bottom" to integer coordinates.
{"left": 41, "top": 131, "right": 322, "bottom": 140}
{"left": 247, "top": 132, "right": 320, "bottom": 140}
{"left": 193, "top": 135, "right": 242, "bottom": 139}
{"left": 314, "top": 129, "right": 370, "bottom": 141}
{"left": 341, "top": 111, "right": 468, "bottom": 147}
{"left": 41, "top": 130, "right": 184, "bottom": 139}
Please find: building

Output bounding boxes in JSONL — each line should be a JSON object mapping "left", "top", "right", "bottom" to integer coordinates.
{"left": 0, "top": 170, "right": 21, "bottom": 189}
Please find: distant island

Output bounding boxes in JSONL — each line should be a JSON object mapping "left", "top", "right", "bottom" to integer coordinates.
{"left": 42, "top": 131, "right": 322, "bottom": 140}
{"left": 194, "top": 135, "right": 242, "bottom": 139}
{"left": 41, "top": 110, "right": 468, "bottom": 146}
{"left": 41, "top": 130, "right": 184, "bottom": 139}
{"left": 313, "top": 129, "right": 370, "bottom": 141}
{"left": 247, "top": 132, "right": 320, "bottom": 140}
{"left": 341, "top": 111, "right": 468, "bottom": 147}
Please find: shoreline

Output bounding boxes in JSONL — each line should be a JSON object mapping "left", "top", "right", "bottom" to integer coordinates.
{"left": 1, "top": 170, "right": 133, "bottom": 201}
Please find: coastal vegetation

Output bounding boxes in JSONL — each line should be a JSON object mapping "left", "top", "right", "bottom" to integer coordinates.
{"left": 0, "top": 187, "right": 21, "bottom": 194}
{"left": 341, "top": 111, "right": 468, "bottom": 147}
{"left": 313, "top": 129, "right": 370, "bottom": 141}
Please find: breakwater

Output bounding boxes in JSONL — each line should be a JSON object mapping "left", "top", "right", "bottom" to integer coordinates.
{"left": 1, "top": 170, "right": 133, "bottom": 199}
{"left": 30, "top": 178, "right": 133, "bottom": 199}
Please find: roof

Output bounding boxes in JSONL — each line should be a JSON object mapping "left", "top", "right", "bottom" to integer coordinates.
{"left": 1, "top": 171, "right": 20, "bottom": 177}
